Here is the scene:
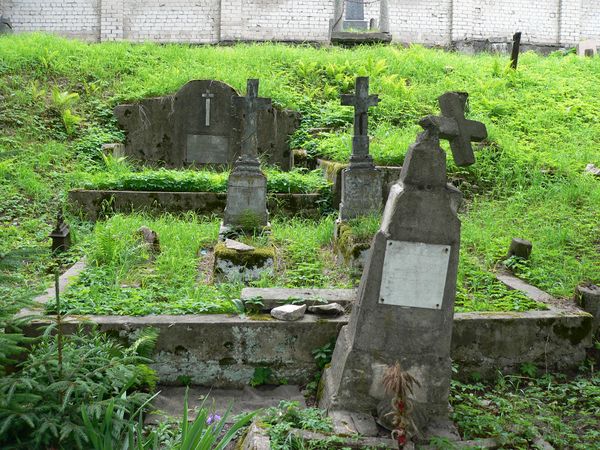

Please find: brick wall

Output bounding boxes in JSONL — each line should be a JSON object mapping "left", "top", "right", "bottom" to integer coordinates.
{"left": 220, "top": 0, "right": 334, "bottom": 42}
{"left": 123, "top": 0, "right": 220, "bottom": 43}
{"left": 581, "top": 0, "right": 600, "bottom": 41}
{"left": 1, "top": 0, "right": 100, "bottom": 41}
{"left": 388, "top": 0, "right": 451, "bottom": 45}
{"left": 1, "top": 0, "right": 599, "bottom": 47}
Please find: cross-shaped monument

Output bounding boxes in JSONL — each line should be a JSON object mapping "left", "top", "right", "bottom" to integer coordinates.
{"left": 222, "top": 79, "right": 272, "bottom": 232}
{"left": 320, "top": 92, "right": 487, "bottom": 443}
{"left": 201, "top": 90, "right": 214, "bottom": 127}
{"left": 339, "top": 77, "right": 383, "bottom": 221}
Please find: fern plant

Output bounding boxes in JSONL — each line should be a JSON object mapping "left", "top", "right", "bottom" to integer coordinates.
{"left": 0, "top": 326, "right": 158, "bottom": 449}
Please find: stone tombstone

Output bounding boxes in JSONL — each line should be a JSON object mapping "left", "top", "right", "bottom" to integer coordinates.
{"left": 222, "top": 79, "right": 271, "bottom": 232}
{"left": 0, "top": 16, "right": 12, "bottom": 34}
{"left": 339, "top": 76, "right": 383, "bottom": 221}
{"left": 320, "top": 92, "right": 487, "bottom": 438}
{"left": 577, "top": 39, "right": 598, "bottom": 57}
{"left": 113, "top": 80, "right": 299, "bottom": 170}
{"left": 344, "top": 0, "right": 368, "bottom": 30}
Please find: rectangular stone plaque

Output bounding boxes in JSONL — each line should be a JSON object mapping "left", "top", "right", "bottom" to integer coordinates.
{"left": 379, "top": 240, "right": 451, "bottom": 310}
{"left": 186, "top": 135, "right": 229, "bottom": 164}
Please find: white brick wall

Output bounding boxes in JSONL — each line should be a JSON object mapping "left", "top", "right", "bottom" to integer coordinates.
{"left": 1, "top": 0, "right": 599, "bottom": 46}
{"left": 581, "top": 0, "right": 600, "bottom": 40}
{"left": 2, "top": 0, "right": 100, "bottom": 41}
{"left": 220, "top": 0, "right": 334, "bottom": 42}
{"left": 123, "top": 0, "right": 220, "bottom": 43}
{"left": 389, "top": 0, "right": 452, "bottom": 45}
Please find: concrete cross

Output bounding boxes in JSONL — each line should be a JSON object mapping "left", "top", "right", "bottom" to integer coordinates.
{"left": 235, "top": 79, "right": 272, "bottom": 160}
{"left": 420, "top": 92, "right": 487, "bottom": 166}
{"left": 341, "top": 77, "right": 380, "bottom": 165}
{"left": 201, "top": 90, "right": 214, "bottom": 127}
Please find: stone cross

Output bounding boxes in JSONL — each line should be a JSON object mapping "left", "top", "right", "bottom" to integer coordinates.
{"left": 341, "top": 77, "right": 380, "bottom": 167}
{"left": 321, "top": 91, "right": 488, "bottom": 442}
{"left": 420, "top": 92, "right": 487, "bottom": 167}
{"left": 201, "top": 90, "right": 214, "bottom": 127}
{"left": 235, "top": 79, "right": 272, "bottom": 164}
{"left": 222, "top": 79, "right": 271, "bottom": 233}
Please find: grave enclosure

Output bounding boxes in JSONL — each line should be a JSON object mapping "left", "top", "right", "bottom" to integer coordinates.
{"left": 52, "top": 76, "right": 598, "bottom": 445}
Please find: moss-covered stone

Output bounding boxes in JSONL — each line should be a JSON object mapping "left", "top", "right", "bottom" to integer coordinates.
{"left": 334, "top": 221, "right": 372, "bottom": 267}
{"left": 214, "top": 241, "right": 276, "bottom": 266}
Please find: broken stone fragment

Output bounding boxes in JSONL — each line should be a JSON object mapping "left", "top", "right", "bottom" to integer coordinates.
{"left": 137, "top": 226, "right": 160, "bottom": 256}
{"left": 270, "top": 304, "right": 306, "bottom": 321}
{"left": 584, "top": 163, "right": 600, "bottom": 177}
{"left": 508, "top": 238, "right": 532, "bottom": 259}
{"left": 224, "top": 239, "right": 255, "bottom": 252}
{"left": 307, "top": 303, "right": 345, "bottom": 316}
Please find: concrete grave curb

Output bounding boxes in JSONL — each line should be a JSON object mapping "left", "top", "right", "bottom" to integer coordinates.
{"left": 25, "top": 261, "right": 593, "bottom": 386}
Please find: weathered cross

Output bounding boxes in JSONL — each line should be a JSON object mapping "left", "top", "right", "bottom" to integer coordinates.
{"left": 234, "top": 79, "right": 272, "bottom": 160}
{"left": 419, "top": 91, "right": 487, "bottom": 166}
{"left": 341, "top": 77, "right": 380, "bottom": 165}
{"left": 201, "top": 90, "right": 214, "bottom": 127}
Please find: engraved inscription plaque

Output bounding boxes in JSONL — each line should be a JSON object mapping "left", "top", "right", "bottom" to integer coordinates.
{"left": 186, "top": 135, "right": 229, "bottom": 164}
{"left": 379, "top": 240, "right": 451, "bottom": 310}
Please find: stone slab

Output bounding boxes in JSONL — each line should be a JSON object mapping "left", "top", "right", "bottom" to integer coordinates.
{"left": 331, "top": 31, "right": 392, "bottom": 45}
{"left": 241, "top": 287, "right": 356, "bottom": 311}
{"left": 68, "top": 190, "right": 324, "bottom": 221}
{"left": 149, "top": 384, "right": 305, "bottom": 423}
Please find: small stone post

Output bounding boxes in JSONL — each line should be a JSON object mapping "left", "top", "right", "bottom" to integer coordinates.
{"left": 510, "top": 32, "right": 522, "bottom": 69}
{"left": 49, "top": 211, "right": 71, "bottom": 254}
{"left": 222, "top": 79, "right": 271, "bottom": 233}
{"left": 339, "top": 77, "right": 382, "bottom": 221}
{"left": 320, "top": 92, "right": 487, "bottom": 439}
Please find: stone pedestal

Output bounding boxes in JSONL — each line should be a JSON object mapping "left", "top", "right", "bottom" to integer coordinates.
{"left": 222, "top": 160, "right": 269, "bottom": 233}
{"left": 320, "top": 130, "right": 462, "bottom": 436}
{"left": 339, "top": 166, "right": 383, "bottom": 221}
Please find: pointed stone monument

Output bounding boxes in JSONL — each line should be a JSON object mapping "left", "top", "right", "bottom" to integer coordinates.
{"left": 339, "top": 77, "right": 382, "bottom": 221}
{"left": 320, "top": 92, "right": 487, "bottom": 440}
{"left": 222, "top": 79, "right": 271, "bottom": 233}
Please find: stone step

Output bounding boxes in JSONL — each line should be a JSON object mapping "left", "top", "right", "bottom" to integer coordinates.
{"left": 240, "top": 287, "right": 356, "bottom": 311}
{"left": 148, "top": 384, "right": 305, "bottom": 424}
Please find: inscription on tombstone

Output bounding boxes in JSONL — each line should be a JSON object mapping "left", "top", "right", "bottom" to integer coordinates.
{"left": 320, "top": 92, "right": 488, "bottom": 440}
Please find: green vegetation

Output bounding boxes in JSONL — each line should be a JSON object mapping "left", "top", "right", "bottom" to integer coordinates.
{"left": 451, "top": 370, "right": 600, "bottom": 449}
{"left": 0, "top": 326, "right": 157, "bottom": 449}
{"left": 77, "top": 157, "right": 331, "bottom": 194}
{"left": 56, "top": 214, "right": 352, "bottom": 315}
{"left": 1, "top": 35, "right": 598, "bottom": 314}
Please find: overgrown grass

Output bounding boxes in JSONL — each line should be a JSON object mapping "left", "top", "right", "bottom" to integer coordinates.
{"left": 1, "top": 34, "right": 598, "bottom": 311}
{"left": 451, "top": 370, "right": 600, "bottom": 449}
{"left": 76, "top": 157, "right": 331, "bottom": 194}
{"left": 56, "top": 214, "right": 352, "bottom": 315}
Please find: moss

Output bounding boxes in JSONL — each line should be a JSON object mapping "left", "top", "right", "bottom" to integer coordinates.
{"left": 321, "top": 160, "right": 347, "bottom": 183}
{"left": 335, "top": 222, "right": 371, "bottom": 263}
{"left": 553, "top": 316, "right": 593, "bottom": 345}
{"left": 248, "top": 313, "right": 275, "bottom": 321}
{"left": 214, "top": 241, "right": 276, "bottom": 266}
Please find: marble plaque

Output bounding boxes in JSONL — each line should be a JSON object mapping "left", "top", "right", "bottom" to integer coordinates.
{"left": 379, "top": 240, "right": 451, "bottom": 310}
{"left": 186, "top": 135, "right": 229, "bottom": 164}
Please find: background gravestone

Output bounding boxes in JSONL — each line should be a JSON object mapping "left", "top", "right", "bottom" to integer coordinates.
{"left": 114, "top": 80, "right": 299, "bottom": 170}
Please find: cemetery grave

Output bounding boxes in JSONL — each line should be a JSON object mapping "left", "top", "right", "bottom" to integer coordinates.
{"left": 1, "top": 34, "right": 599, "bottom": 448}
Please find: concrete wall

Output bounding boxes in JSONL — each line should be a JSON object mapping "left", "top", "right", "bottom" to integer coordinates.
{"left": 1, "top": 0, "right": 600, "bottom": 46}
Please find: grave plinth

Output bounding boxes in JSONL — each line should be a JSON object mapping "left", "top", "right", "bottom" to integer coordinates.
{"left": 320, "top": 92, "right": 487, "bottom": 440}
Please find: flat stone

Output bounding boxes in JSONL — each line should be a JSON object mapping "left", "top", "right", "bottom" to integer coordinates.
{"left": 495, "top": 271, "right": 554, "bottom": 304}
{"left": 330, "top": 410, "right": 379, "bottom": 437}
{"left": 271, "top": 304, "right": 307, "bottom": 321}
{"left": 224, "top": 239, "right": 255, "bottom": 252}
{"left": 241, "top": 287, "right": 356, "bottom": 311}
{"left": 148, "top": 384, "right": 305, "bottom": 424}
{"left": 308, "top": 303, "right": 345, "bottom": 316}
